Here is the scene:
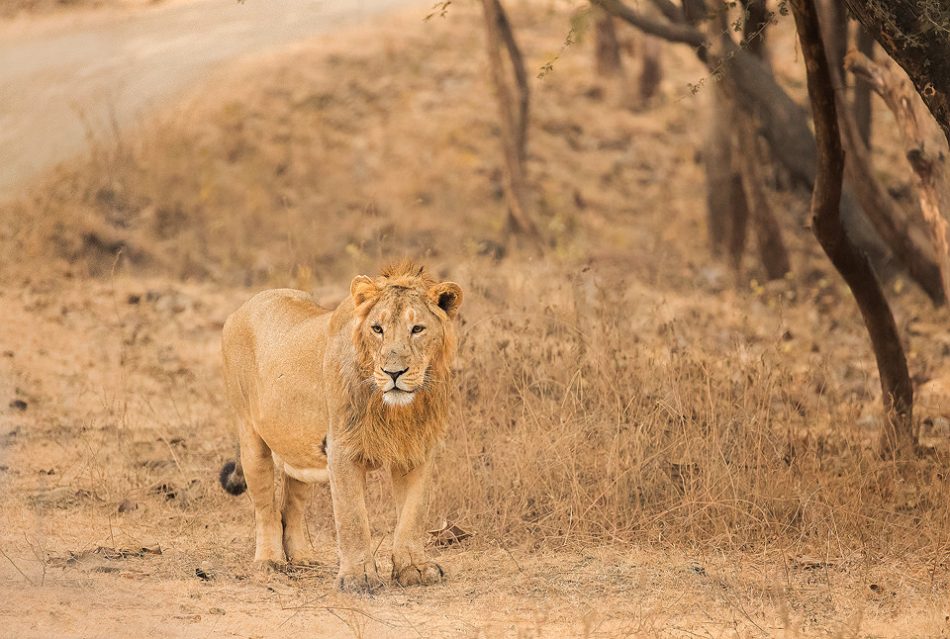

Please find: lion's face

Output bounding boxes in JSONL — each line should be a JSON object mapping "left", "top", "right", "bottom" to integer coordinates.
{"left": 351, "top": 271, "right": 462, "bottom": 407}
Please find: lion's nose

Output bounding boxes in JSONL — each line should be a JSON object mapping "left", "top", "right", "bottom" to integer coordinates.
{"left": 383, "top": 368, "right": 408, "bottom": 383}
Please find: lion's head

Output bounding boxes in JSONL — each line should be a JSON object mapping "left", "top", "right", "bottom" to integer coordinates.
{"left": 350, "top": 262, "right": 462, "bottom": 407}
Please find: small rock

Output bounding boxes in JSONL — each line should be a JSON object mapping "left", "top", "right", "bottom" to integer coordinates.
{"left": 9, "top": 399, "right": 27, "bottom": 411}
{"left": 117, "top": 499, "right": 138, "bottom": 513}
{"left": 127, "top": 294, "right": 141, "bottom": 305}
{"left": 195, "top": 567, "right": 212, "bottom": 581}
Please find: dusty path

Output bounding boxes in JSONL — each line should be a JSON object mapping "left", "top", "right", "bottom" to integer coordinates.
{"left": 0, "top": 0, "right": 417, "bottom": 196}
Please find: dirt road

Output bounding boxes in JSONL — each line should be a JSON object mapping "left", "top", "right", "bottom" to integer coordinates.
{"left": 0, "top": 0, "right": 416, "bottom": 196}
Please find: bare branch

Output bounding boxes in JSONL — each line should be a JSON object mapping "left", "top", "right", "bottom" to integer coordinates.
{"left": 594, "top": 0, "right": 704, "bottom": 47}
{"left": 845, "top": 0, "right": 950, "bottom": 148}
{"left": 847, "top": 50, "right": 950, "bottom": 303}
{"left": 648, "top": 0, "right": 683, "bottom": 24}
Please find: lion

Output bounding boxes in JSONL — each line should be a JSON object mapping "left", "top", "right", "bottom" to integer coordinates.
{"left": 218, "top": 261, "right": 462, "bottom": 593}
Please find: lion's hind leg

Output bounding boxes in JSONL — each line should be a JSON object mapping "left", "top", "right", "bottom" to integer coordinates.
{"left": 281, "top": 474, "right": 320, "bottom": 565}
{"left": 239, "top": 427, "right": 285, "bottom": 567}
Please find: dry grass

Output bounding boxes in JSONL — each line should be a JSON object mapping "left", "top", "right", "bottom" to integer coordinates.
{"left": 0, "top": 0, "right": 160, "bottom": 18}
{"left": 2, "top": 2, "right": 950, "bottom": 635}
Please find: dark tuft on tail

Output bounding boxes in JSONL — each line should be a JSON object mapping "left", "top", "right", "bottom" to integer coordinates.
{"left": 219, "top": 460, "right": 247, "bottom": 496}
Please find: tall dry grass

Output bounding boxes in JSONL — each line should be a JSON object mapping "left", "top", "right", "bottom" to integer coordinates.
{"left": 2, "top": 2, "right": 949, "bottom": 566}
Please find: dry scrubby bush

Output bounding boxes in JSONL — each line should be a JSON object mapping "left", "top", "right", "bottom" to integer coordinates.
{"left": 431, "top": 271, "right": 950, "bottom": 555}
{"left": 3, "top": 4, "right": 950, "bottom": 560}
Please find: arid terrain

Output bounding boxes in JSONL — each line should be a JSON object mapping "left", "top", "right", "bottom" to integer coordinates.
{"left": 1, "top": 1, "right": 950, "bottom": 637}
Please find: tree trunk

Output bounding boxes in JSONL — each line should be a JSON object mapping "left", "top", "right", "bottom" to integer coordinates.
{"left": 638, "top": 35, "right": 663, "bottom": 101}
{"left": 736, "top": 118, "right": 791, "bottom": 280}
{"left": 844, "top": 0, "right": 950, "bottom": 148}
{"left": 853, "top": 25, "right": 875, "bottom": 147}
{"left": 704, "top": 86, "right": 737, "bottom": 258}
{"left": 818, "top": 0, "right": 848, "bottom": 84}
{"left": 740, "top": 0, "right": 769, "bottom": 63}
{"left": 791, "top": 0, "right": 915, "bottom": 459}
{"left": 594, "top": 10, "right": 624, "bottom": 77}
{"left": 599, "top": 0, "right": 947, "bottom": 303}
{"left": 481, "top": 0, "right": 539, "bottom": 237}
{"left": 837, "top": 105, "right": 946, "bottom": 305}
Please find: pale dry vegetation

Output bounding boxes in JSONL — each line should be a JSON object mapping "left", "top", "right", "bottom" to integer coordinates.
{"left": 0, "top": 0, "right": 159, "bottom": 18}
{"left": 2, "top": 2, "right": 950, "bottom": 636}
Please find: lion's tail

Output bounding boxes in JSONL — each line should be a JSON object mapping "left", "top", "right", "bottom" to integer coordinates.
{"left": 219, "top": 458, "right": 247, "bottom": 496}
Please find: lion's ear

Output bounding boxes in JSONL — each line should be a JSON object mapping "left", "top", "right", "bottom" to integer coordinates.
{"left": 350, "top": 275, "right": 379, "bottom": 307}
{"left": 429, "top": 282, "right": 462, "bottom": 317}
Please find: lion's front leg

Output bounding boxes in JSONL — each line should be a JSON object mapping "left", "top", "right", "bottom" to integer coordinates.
{"left": 390, "top": 460, "right": 445, "bottom": 587}
{"left": 328, "top": 447, "right": 383, "bottom": 594}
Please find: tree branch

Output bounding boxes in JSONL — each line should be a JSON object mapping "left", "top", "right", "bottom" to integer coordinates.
{"left": 594, "top": 0, "right": 704, "bottom": 48}
{"left": 844, "top": 0, "right": 950, "bottom": 148}
{"left": 648, "top": 0, "right": 683, "bottom": 25}
{"left": 846, "top": 50, "right": 950, "bottom": 303}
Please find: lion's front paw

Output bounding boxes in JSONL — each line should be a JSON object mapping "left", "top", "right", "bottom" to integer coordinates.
{"left": 392, "top": 560, "right": 445, "bottom": 587}
{"left": 337, "top": 566, "right": 384, "bottom": 595}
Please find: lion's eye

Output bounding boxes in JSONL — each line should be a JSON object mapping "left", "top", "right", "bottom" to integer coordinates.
{"left": 371, "top": 324, "right": 383, "bottom": 335}
{"left": 411, "top": 325, "right": 425, "bottom": 334}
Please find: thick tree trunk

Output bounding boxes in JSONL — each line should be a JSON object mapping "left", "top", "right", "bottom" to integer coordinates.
{"left": 844, "top": 0, "right": 950, "bottom": 148}
{"left": 853, "top": 25, "right": 875, "bottom": 147}
{"left": 847, "top": 51, "right": 950, "bottom": 304}
{"left": 481, "top": 0, "right": 538, "bottom": 237}
{"left": 792, "top": 0, "right": 915, "bottom": 459}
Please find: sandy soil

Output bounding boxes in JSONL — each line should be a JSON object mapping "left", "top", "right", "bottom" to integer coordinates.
{"left": 0, "top": 0, "right": 419, "bottom": 196}
{"left": 2, "top": 2, "right": 950, "bottom": 638}
{"left": 2, "top": 275, "right": 948, "bottom": 639}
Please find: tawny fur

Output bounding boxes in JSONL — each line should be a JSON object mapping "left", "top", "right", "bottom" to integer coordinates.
{"left": 220, "top": 261, "right": 462, "bottom": 592}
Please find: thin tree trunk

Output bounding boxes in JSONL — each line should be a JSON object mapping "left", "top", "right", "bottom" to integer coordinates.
{"left": 736, "top": 119, "right": 791, "bottom": 280}
{"left": 791, "top": 0, "right": 915, "bottom": 459}
{"left": 853, "top": 25, "right": 874, "bottom": 147}
{"left": 735, "top": 0, "right": 788, "bottom": 279}
{"left": 495, "top": 0, "right": 529, "bottom": 166}
{"left": 740, "top": 0, "right": 769, "bottom": 62}
{"left": 847, "top": 51, "right": 950, "bottom": 304}
{"left": 818, "top": 0, "right": 848, "bottom": 85}
{"left": 727, "top": 172, "right": 750, "bottom": 272}
{"left": 594, "top": 10, "right": 624, "bottom": 77}
{"left": 481, "top": 0, "right": 538, "bottom": 237}
{"left": 704, "top": 86, "right": 736, "bottom": 258}
{"left": 638, "top": 35, "right": 663, "bottom": 101}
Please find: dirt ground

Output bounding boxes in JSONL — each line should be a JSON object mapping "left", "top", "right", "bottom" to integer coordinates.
{"left": 0, "top": 0, "right": 413, "bottom": 195}
{"left": 2, "top": 2, "right": 950, "bottom": 638}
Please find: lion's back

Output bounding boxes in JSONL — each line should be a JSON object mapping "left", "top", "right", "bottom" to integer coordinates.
{"left": 222, "top": 289, "right": 331, "bottom": 420}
